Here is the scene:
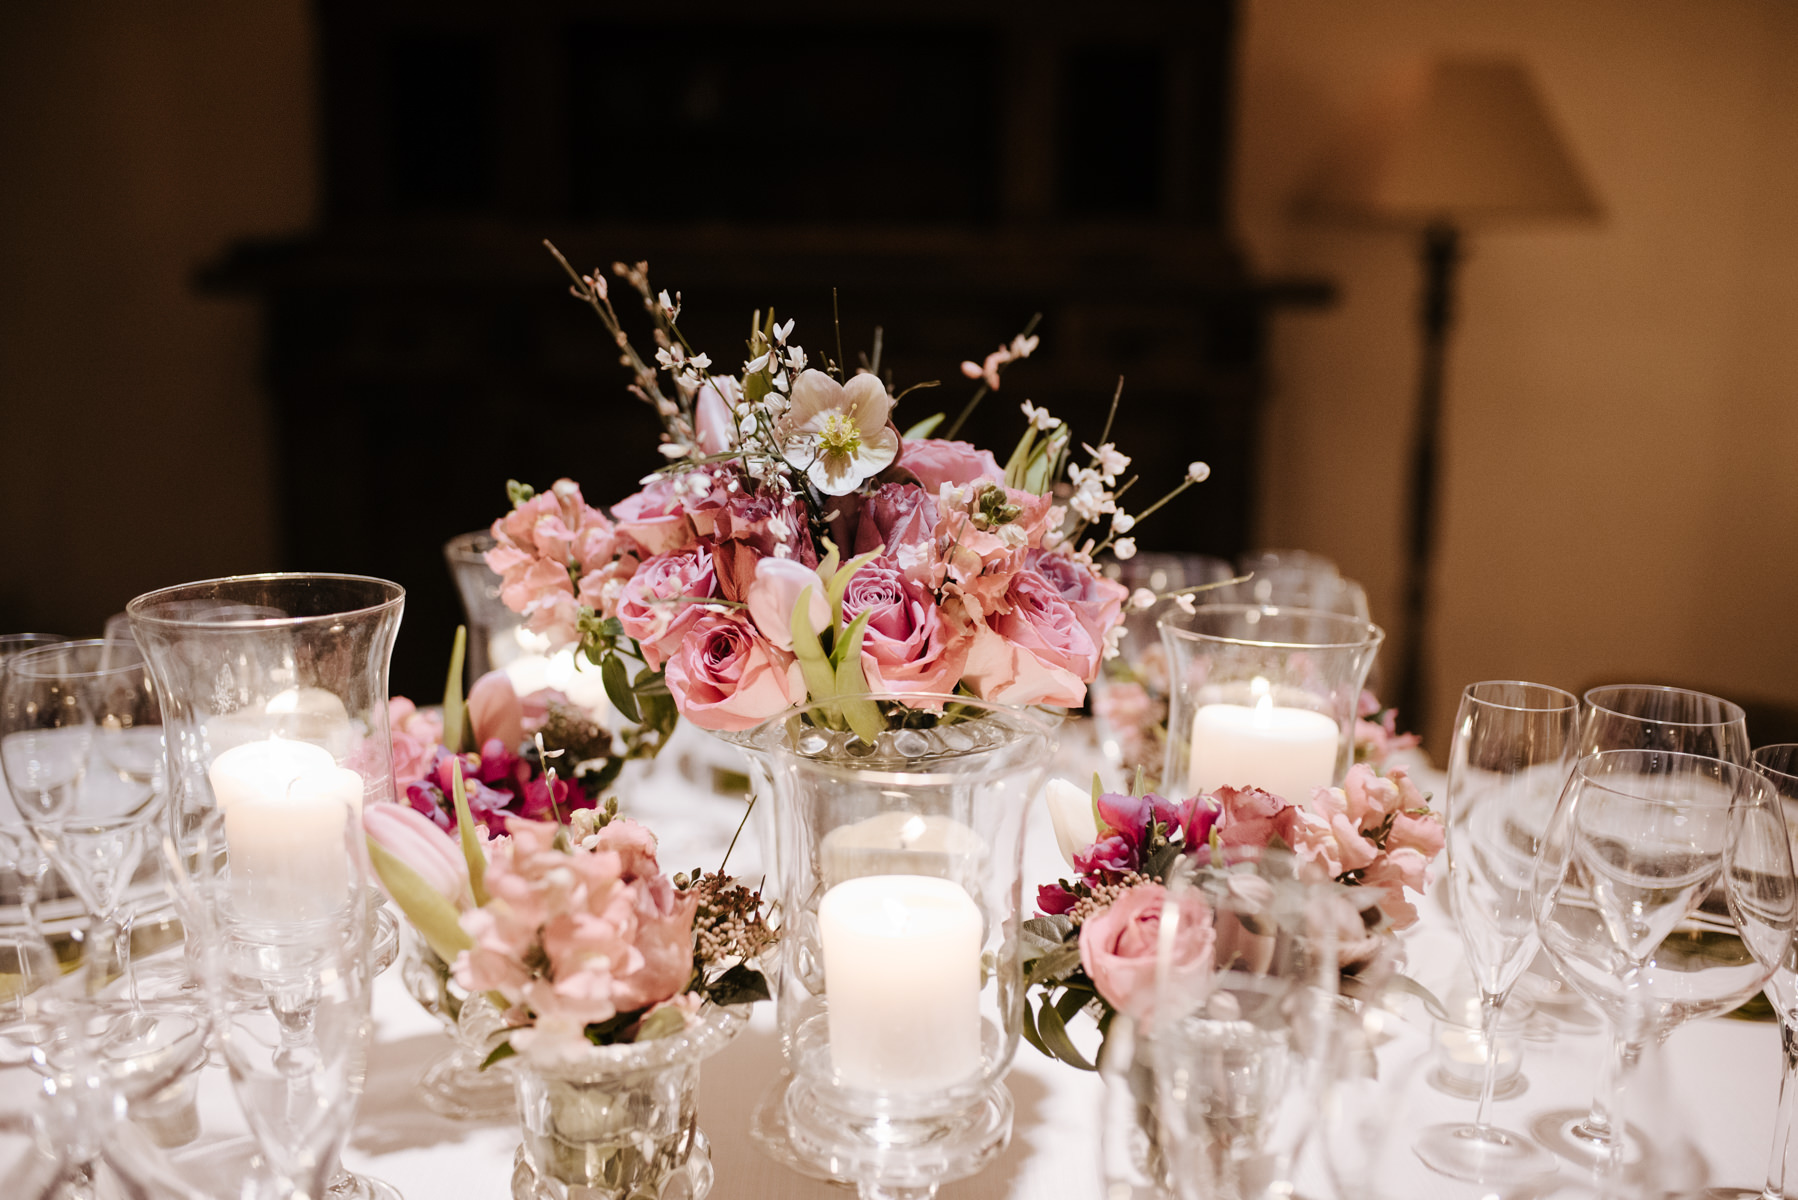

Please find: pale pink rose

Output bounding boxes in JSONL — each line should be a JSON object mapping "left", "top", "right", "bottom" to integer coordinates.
{"left": 1026, "top": 549, "right": 1129, "bottom": 650}
{"left": 609, "top": 874, "right": 700, "bottom": 1013}
{"left": 467, "top": 671, "right": 524, "bottom": 749}
{"left": 694, "top": 378, "right": 739, "bottom": 456}
{"left": 962, "top": 621, "right": 1086, "bottom": 708}
{"left": 581, "top": 817, "right": 662, "bottom": 881}
{"left": 840, "top": 562, "right": 972, "bottom": 695}
{"left": 898, "top": 438, "right": 1003, "bottom": 493}
{"left": 988, "top": 567, "right": 1100, "bottom": 685}
{"left": 616, "top": 548, "right": 718, "bottom": 670}
{"left": 612, "top": 478, "right": 698, "bottom": 557}
{"left": 745, "top": 556, "right": 829, "bottom": 651}
{"left": 1303, "top": 786, "right": 1381, "bottom": 872}
{"left": 364, "top": 801, "right": 469, "bottom": 908}
{"left": 1079, "top": 882, "right": 1216, "bottom": 1024}
{"left": 664, "top": 611, "right": 807, "bottom": 732}
{"left": 1213, "top": 786, "right": 1291, "bottom": 851}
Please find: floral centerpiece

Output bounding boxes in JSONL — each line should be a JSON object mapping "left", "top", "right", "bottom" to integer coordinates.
{"left": 480, "top": 248, "right": 1212, "bottom": 739}
{"left": 1022, "top": 761, "right": 1444, "bottom": 1069}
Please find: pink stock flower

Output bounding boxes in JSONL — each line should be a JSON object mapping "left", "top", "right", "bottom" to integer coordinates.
{"left": 840, "top": 562, "right": 971, "bottom": 695}
{"left": 388, "top": 697, "right": 443, "bottom": 793}
{"left": 364, "top": 801, "right": 470, "bottom": 909}
{"left": 467, "top": 671, "right": 524, "bottom": 749}
{"left": 663, "top": 611, "right": 806, "bottom": 732}
{"left": 898, "top": 439, "right": 1003, "bottom": 493}
{"left": 612, "top": 478, "right": 698, "bottom": 557}
{"left": 580, "top": 817, "right": 662, "bottom": 881}
{"left": 1079, "top": 882, "right": 1216, "bottom": 1024}
{"left": 744, "top": 556, "right": 828, "bottom": 651}
{"left": 615, "top": 548, "right": 719, "bottom": 670}
{"left": 487, "top": 479, "right": 621, "bottom": 649}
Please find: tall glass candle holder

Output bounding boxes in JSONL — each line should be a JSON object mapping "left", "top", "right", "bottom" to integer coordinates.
{"left": 736, "top": 695, "right": 1052, "bottom": 1200}
{"left": 129, "top": 573, "right": 405, "bottom": 1200}
{"left": 1159, "top": 606, "right": 1383, "bottom": 802}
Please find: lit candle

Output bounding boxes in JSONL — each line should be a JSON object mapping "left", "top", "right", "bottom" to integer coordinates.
{"left": 209, "top": 738, "right": 361, "bottom": 921}
{"left": 1188, "top": 681, "right": 1340, "bottom": 801}
{"left": 818, "top": 811, "right": 984, "bottom": 890}
{"left": 819, "top": 874, "right": 984, "bottom": 1092}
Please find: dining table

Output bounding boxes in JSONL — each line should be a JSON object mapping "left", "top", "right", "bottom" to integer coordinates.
{"left": 0, "top": 720, "right": 1783, "bottom": 1199}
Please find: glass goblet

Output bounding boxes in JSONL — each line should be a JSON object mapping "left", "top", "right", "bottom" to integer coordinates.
{"left": 1414, "top": 681, "right": 1576, "bottom": 1183}
{"left": 0, "top": 634, "right": 70, "bottom": 929}
{"left": 1703, "top": 743, "right": 1798, "bottom": 1200}
{"left": 1534, "top": 749, "right": 1797, "bottom": 1184}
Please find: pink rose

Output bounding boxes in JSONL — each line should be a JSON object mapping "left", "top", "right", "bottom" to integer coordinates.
{"left": 960, "top": 569, "right": 1099, "bottom": 708}
{"left": 855, "top": 483, "right": 940, "bottom": 583}
{"left": 1213, "top": 786, "right": 1290, "bottom": 851}
{"left": 745, "top": 556, "right": 829, "bottom": 651}
{"left": 664, "top": 611, "right": 806, "bottom": 732}
{"left": 898, "top": 438, "right": 1003, "bottom": 493}
{"left": 1360, "top": 849, "right": 1430, "bottom": 929}
{"left": 365, "top": 801, "right": 470, "bottom": 908}
{"left": 467, "top": 671, "right": 524, "bottom": 749}
{"left": 616, "top": 548, "right": 718, "bottom": 670}
{"left": 1079, "top": 882, "right": 1216, "bottom": 1024}
{"left": 1026, "top": 549, "right": 1128, "bottom": 651}
{"left": 612, "top": 478, "right": 698, "bottom": 557}
{"left": 840, "top": 562, "right": 972, "bottom": 695}
{"left": 709, "top": 490, "right": 815, "bottom": 564}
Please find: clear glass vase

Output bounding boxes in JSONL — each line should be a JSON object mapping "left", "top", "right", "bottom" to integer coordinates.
{"left": 510, "top": 1005, "right": 747, "bottom": 1200}
{"left": 729, "top": 695, "right": 1054, "bottom": 1200}
{"left": 400, "top": 932, "right": 519, "bottom": 1121}
{"left": 1159, "top": 605, "right": 1383, "bottom": 803}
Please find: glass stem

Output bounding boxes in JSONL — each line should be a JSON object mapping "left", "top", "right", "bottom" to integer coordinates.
{"left": 1471, "top": 989, "right": 1506, "bottom": 1133}
{"left": 1763, "top": 1014, "right": 1798, "bottom": 1200}
{"left": 83, "top": 916, "right": 124, "bottom": 1000}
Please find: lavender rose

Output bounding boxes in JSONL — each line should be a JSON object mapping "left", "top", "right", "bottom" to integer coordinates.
{"left": 615, "top": 548, "right": 718, "bottom": 670}
{"left": 1026, "top": 548, "right": 1129, "bottom": 651}
{"left": 840, "top": 562, "right": 971, "bottom": 695}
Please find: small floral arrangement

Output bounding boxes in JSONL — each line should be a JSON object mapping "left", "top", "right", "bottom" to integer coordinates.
{"left": 367, "top": 781, "right": 772, "bottom": 1063}
{"left": 1021, "top": 763, "right": 1443, "bottom": 1069}
{"left": 481, "top": 248, "right": 1212, "bottom": 741}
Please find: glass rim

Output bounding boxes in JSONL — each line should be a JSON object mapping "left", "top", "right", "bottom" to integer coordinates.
{"left": 745, "top": 692, "right": 1053, "bottom": 778}
{"left": 1157, "top": 603, "right": 1383, "bottom": 651}
{"left": 126, "top": 573, "right": 405, "bottom": 630}
{"left": 1461, "top": 680, "right": 1580, "bottom": 713}
{"left": 1581, "top": 684, "right": 1747, "bottom": 728}
{"left": 1574, "top": 747, "right": 1764, "bottom": 806}
{"left": 443, "top": 530, "right": 497, "bottom": 564}
{"left": 4, "top": 637, "right": 146, "bottom": 681}
{"left": 1753, "top": 744, "right": 1798, "bottom": 785}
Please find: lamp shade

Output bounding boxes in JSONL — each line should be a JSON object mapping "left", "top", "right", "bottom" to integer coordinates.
{"left": 1306, "top": 56, "right": 1601, "bottom": 228}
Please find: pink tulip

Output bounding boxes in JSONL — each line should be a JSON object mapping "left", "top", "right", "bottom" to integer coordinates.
{"left": 365, "top": 801, "right": 470, "bottom": 908}
{"left": 745, "top": 556, "right": 829, "bottom": 650}
{"left": 467, "top": 671, "right": 525, "bottom": 749}
{"left": 694, "top": 379, "right": 737, "bottom": 456}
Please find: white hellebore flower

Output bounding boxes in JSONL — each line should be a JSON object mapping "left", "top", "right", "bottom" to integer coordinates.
{"left": 776, "top": 369, "right": 899, "bottom": 496}
{"left": 1045, "top": 777, "right": 1100, "bottom": 871}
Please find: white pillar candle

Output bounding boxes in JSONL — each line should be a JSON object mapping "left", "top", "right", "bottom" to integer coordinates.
{"left": 1188, "top": 690, "right": 1340, "bottom": 802}
{"left": 818, "top": 811, "right": 984, "bottom": 890}
{"left": 819, "top": 874, "right": 984, "bottom": 1093}
{"left": 209, "top": 738, "right": 360, "bottom": 922}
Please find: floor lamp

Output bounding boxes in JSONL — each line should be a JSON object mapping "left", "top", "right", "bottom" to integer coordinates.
{"left": 1304, "top": 56, "right": 1601, "bottom": 730}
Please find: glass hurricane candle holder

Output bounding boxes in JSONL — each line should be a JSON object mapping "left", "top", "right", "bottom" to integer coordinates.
{"left": 734, "top": 695, "right": 1052, "bottom": 1200}
{"left": 1159, "top": 606, "right": 1383, "bottom": 803}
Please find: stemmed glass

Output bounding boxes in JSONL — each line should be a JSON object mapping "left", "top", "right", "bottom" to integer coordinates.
{"left": 1535, "top": 684, "right": 1752, "bottom": 1163}
{"left": 1705, "top": 743, "right": 1798, "bottom": 1200}
{"left": 0, "top": 634, "right": 70, "bottom": 929}
{"left": 1534, "top": 749, "right": 1797, "bottom": 1184}
{"left": 1415, "top": 681, "right": 1578, "bottom": 1182}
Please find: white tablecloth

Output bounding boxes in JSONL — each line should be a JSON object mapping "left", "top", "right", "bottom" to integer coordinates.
{"left": 0, "top": 728, "right": 1782, "bottom": 1198}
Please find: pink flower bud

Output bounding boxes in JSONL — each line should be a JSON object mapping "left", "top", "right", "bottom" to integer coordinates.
{"left": 467, "top": 671, "right": 524, "bottom": 749}
{"left": 745, "top": 556, "right": 829, "bottom": 650}
{"left": 364, "top": 801, "right": 469, "bottom": 908}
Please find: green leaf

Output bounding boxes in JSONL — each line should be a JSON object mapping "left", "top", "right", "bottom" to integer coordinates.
{"left": 817, "top": 536, "right": 841, "bottom": 583}
{"left": 902, "top": 413, "right": 945, "bottom": 439}
{"left": 1024, "top": 426, "right": 1070, "bottom": 494}
{"left": 790, "top": 585, "right": 838, "bottom": 704}
{"left": 480, "top": 1040, "right": 517, "bottom": 1071}
{"left": 1022, "top": 915, "right": 1074, "bottom": 956}
{"left": 636, "top": 1005, "right": 690, "bottom": 1042}
{"left": 441, "top": 626, "right": 469, "bottom": 754}
{"left": 601, "top": 653, "right": 641, "bottom": 723}
{"left": 1024, "top": 943, "right": 1084, "bottom": 988}
{"left": 1054, "top": 985, "right": 1091, "bottom": 1025}
{"left": 450, "top": 759, "right": 489, "bottom": 907}
{"left": 1034, "top": 996, "right": 1096, "bottom": 1070}
{"left": 831, "top": 611, "right": 884, "bottom": 744}
{"left": 830, "top": 609, "right": 873, "bottom": 672}
{"left": 708, "top": 963, "right": 772, "bottom": 1006}
{"left": 826, "top": 547, "right": 884, "bottom": 632}
{"left": 1020, "top": 998, "right": 1052, "bottom": 1061}
{"left": 366, "top": 837, "right": 472, "bottom": 964}
{"left": 1003, "top": 427, "right": 1038, "bottom": 491}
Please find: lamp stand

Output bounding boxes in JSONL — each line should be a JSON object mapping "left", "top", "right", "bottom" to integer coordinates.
{"left": 1392, "top": 222, "right": 1460, "bottom": 731}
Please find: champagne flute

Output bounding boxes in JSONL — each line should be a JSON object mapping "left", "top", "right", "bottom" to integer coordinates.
{"left": 1414, "top": 681, "right": 1577, "bottom": 1183}
{"left": 1534, "top": 749, "right": 1796, "bottom": 1184}
{"left": 1705, "top": 743, "right": 1798, "bottom": 1200}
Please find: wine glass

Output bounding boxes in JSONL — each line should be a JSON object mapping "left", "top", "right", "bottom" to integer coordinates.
{"left": 1704, "top": 743, "right": 1798, "bottom": 1200}
{"left": 1415, "top": 681, "right": 1577, "bottom": 1183}
{"left": 1536, "top": 684, "right": 1753, "bottom": 1162}
{"left": 0, "top": 634, "right": 70, "bottom": 929}
{"left": 1533, "top": 749, "right": 1797, "bottom": 1183}
{"left": 162, "top": 775, "right": 376, "bottom": 1200}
